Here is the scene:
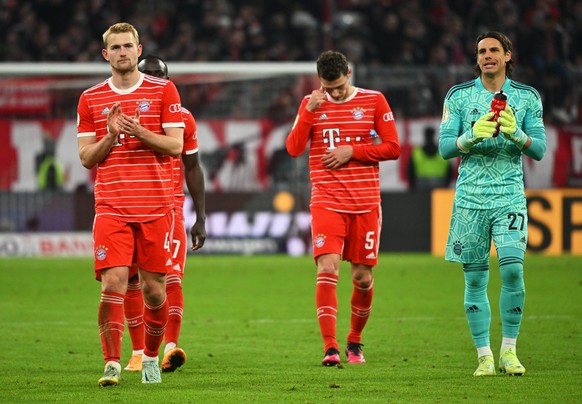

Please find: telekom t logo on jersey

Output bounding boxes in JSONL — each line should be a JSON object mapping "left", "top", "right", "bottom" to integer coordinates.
{"left": 322, "top": 128, "right": 340, "bottom": 149}
{"left": 322, "top": 128, "right": 367, "bottom": 149}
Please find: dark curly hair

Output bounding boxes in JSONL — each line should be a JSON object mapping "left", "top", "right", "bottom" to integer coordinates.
{"left": 316, "top": 51, "right": 349, "bottom": 81}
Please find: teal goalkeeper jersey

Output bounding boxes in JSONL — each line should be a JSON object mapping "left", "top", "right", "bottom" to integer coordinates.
{"left": 439, "top": 77, "right": 546, "bottom": 209}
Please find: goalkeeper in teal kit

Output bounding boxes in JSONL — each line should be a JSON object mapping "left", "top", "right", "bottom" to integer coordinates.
{"left": 439, "top": 31, "right": 546, "bottom": 377}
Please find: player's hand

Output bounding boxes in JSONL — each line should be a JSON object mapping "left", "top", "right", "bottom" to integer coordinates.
{"left": 190, "top": 220, "right": 206, "bottom": 251}
{"left": 306, "top": 88, "right": 326, "bottom": 112}
{"left": 322, "top": 146, "right": 352, "bottom": 169}
{"left": 499, "top": 106, "right": 527, "bottom": 148}
{"left": 499, "top": 106, "right": 516, "bottom": 136}
{"left": 106, "top": 103, "right": 122, "bottom": 136}
{"left": 118, "top": 109, "right": 143, "bottom": 138}
{"left": 457, "top": 112, "right": 496, "bottom": 152}
{"left": 471, "top": 112, "right": 497, "bottom": 143}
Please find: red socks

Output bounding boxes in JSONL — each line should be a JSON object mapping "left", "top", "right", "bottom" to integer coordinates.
{"left": 143, "top": 297, "right": 168, "bottom": 358}
{"left": 164, "top": 274, "right": 184, "bottom": 346}
{"left": 347, "top": 279, "right": 374, "bottom": 343}
{"left": 316, "top": 273, "right": 339, "bottom": 351}
{"left": 98, "top": 291, "right": 125, "bottom": 363}
{"left": 124, "top": 280, "right": 144, "bottom": 352}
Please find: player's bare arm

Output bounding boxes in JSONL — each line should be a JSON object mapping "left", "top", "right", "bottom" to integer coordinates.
{"left": 78, "top": 134, "right": 119, "bottom": 169}
{"left": 78, "top": 103, "right": 122, "bottom": 169}
{"left": 119, "top": 108, "right": 183, "bottom": 157}
{"left": 183, "top": 152, "right": 207, "bottom": 250}
{"left": 306, "top": 87, "right": 326, "bottom": 112}
{"left": 322, "top": 146, "right": 353, "bottom": 169}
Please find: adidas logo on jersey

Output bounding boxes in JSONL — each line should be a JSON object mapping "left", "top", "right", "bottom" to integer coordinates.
{"left": 101, "top": 107, "right": 110, "bottom": 115}
{"left": 318, "top": 113, "right": 328, "bottom": 120}
{"left": 166, "top": 258, "right": 173, "bottom": 266}
{"left": 470, "top": 108, "right": 480, "bottom": 115}
{"left": 366, "top": 252, "right": 376, "bottom": 259}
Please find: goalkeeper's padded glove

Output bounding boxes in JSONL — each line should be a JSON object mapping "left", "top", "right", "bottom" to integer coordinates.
{"left": 499, "top": 106, "right": 527, "bottom": 149}
{"left": 457, "top": 112, "right": 497, "bottom": 152}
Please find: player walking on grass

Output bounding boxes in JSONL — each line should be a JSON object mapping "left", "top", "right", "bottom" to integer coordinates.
{"left": 286, "top": 50, "right": 400, "bottom": 366}
{"left": 123, "top": 55, "right": 206, "bottom": 374}
{"left": 77, "top": 23, "right": 185, "bottom": 386}
{"left": 439, "top": 31, "right": 546, "bottom": 376}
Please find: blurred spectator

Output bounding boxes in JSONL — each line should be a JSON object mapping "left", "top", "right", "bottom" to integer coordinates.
{"left": 0, "top": 0, "right": 580, "bottom": 122}
{"left": 407, "top": 127, "right": 452, "bottom": 191}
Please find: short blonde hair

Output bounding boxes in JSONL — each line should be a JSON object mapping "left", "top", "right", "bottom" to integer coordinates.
{"left": 102, "top": 22, "right": 139, "bottom": 49}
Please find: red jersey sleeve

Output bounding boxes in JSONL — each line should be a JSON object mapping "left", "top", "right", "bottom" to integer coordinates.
{"left": 182, "top": 107, "right": 198, "bottom": 154}
{"left": 161, "top": 81, "right": 186, "bottom": 129}
{"left": 351, "top": 92, "right": 400, "bottom": 162}
{"left": 286, "top": 97, "right": 317, "bottom": 157}
{"left": 77, "top": 91, "right": 96, "bottom": 137}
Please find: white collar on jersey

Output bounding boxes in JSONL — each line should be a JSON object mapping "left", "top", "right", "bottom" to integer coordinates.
{"left": 325, "top": 86, "right": 359, "bottom": 104}
{"left": 108, "top": 72, "right": 145, "bottom": 95}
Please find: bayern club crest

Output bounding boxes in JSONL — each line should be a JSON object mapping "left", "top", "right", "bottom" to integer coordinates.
{"left": 352, "top": 107, "right": 365, "bottom": 120}
{"left": 137, "top": 99, "right": 151, "bottom": 112}
{"left": 314, "top": 234, "right": 326, "bottom": 248}
{"left": 95, "top": 245, "right": 108, "bottom": 261}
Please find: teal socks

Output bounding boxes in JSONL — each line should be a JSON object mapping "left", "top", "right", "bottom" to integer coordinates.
{"left": 463, "top": 264, "right": 490, "bottom": 348}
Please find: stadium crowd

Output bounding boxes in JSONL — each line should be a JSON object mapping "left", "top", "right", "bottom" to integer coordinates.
{"left": 1, "top": 0, "right": 581, "bottom": 122}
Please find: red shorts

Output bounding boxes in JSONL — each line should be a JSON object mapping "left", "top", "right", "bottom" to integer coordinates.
{"left": 170, "top": 213, "right": 187, "bottom": 278}
{"left": 310, "top": 205, "right": 382, "bottom": 266}
{"left": 93, "top": 211, "right": 175, "bottom": 280}
{"left": 127, "top": 213, "right": 186, "bottom": 281}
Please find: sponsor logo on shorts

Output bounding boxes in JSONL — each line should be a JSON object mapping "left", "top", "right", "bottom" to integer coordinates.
{"left": 166, "top": 258, "right": 173, "bottom": 266}
{"left": 366, "top": 252, "right": 376, "bottom": 259}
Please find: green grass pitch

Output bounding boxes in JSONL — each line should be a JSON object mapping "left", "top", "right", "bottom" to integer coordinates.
{"left": 0, "top": 254, "right": 581, "bottom": 403}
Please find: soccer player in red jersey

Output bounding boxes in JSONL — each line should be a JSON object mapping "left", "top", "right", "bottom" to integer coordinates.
{"left": 123, "top": 56, "right": 206, "bottom": 374}
{"left": 77, "top": 23, "right": 185, "bottom": 386}
{"left": 286, "top": 50, "right": 400, "bottom": 366}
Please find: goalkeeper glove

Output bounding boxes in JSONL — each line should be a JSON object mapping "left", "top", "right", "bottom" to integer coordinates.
{"left": 499, "top": 106, "right": 527, "bottom": 148}
{"left": 457, "top": 112, "right": 497, "bottom": 152}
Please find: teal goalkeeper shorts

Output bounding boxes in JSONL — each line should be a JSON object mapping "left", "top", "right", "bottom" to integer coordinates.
{"left": 445, "top": 203, "right": 528, "bottom": 264}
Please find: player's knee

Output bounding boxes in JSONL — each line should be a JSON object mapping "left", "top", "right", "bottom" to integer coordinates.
{"left": 353, "top": 275, "right": 373, "bottom": 289}
{"left": 500, "top": 262, "right": 523, "bottom": 286}
{"left": 316, "top": 254, "right": 340, "bottom": 275}
{"left": 352, "top": 266, "right": 373, "bottom": 289}
{"left": 463, "top": 269, "right": 489, "bottom": 289}
{"left": 142, "top": 288, "right": 166, "bottom": 306}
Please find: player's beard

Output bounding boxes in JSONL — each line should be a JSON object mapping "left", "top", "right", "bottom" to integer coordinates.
{"left": 113, "top": 59, "right": 137, "bottom": 75}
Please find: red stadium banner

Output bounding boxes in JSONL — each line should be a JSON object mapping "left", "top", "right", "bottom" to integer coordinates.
{"left": 0, "top": 79, "right": 51, "bottom": 114}
{"left": 0, "top": 118, "right": 577, "bottom": 192}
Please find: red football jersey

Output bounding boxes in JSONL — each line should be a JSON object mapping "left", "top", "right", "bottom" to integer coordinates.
{"left": 286, "top": 87, "right": 400, "bottom": 213}
{"left": 77, "top": 73, "right": 185, "bottom": 221}
{"left": 173, "top": 107, "right": 199, "bottom": 217}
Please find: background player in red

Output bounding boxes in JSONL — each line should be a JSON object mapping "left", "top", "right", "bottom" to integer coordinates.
{"left": 123, "top": 55, "right": 206, "bottom": 374}
{"left": 286, "top": 50, "right": 400, "bottom": 366}
{"left": 76, "top": 22, "right": 185, "bottom": 386}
